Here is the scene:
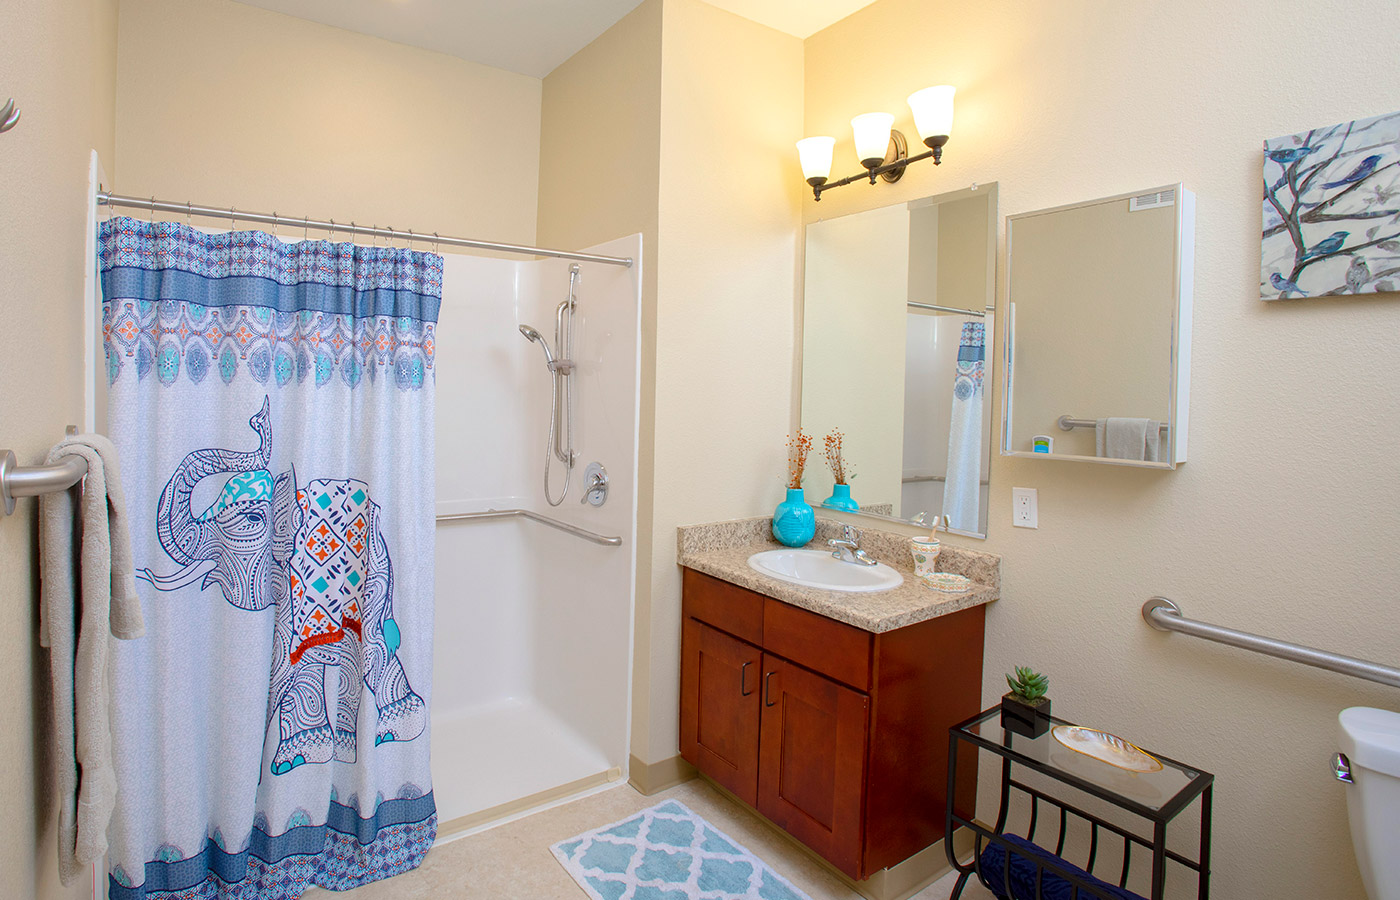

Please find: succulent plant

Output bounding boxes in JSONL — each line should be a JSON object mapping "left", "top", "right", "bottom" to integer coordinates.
{"left": 1005, "top": 666, "right": 1049, "bottom": 703}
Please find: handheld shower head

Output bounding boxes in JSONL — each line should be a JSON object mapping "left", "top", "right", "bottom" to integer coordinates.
{"left": 519, "top": 323, "right": 555, "bottom": 366}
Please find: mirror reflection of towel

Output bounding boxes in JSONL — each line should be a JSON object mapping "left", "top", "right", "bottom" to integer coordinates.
{"left": 1095, "top": 417, "right": 1161, "bottom": 461}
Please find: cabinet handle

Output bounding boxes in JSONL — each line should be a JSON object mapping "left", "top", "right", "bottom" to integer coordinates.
{"left": 764, "top": 671, "right": 777, "bottom": 707}
{"left": 740, "top": 661, "right": 754, "bottom": 696}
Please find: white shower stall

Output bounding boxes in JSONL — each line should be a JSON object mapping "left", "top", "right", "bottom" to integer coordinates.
{"left": 430, "top": 234, "right": 641, "bottom": 834}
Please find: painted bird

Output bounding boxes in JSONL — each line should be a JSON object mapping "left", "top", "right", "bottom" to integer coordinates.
{"left": 1346, "top": 255, "right": 1371, "bottom": 294}
{"left": 1266, "top": 145, "right": 1317, "bottom": 164}
{"left": 1270, "top": 272, "right": 1308, "bottom": 297}
{"left": 1322, "top": 154, "right": 1382, "bottom": 189}
{"left": 1302, "top": 231, "right": 1349, "bottom": 260}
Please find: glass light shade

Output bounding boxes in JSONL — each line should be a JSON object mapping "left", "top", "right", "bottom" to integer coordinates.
{"left": 850, "top": 112, "right": 895, "bottom": 166}
{"left": 907, "top": 85, "right": 955, "bottom": 144}
{"left": 796, "top": 136, "right": 835, "bottom": 183}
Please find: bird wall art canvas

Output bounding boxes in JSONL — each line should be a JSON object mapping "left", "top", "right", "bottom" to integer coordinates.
{"left": 1262, "top": 109, "right": 1400, "bottom": 300}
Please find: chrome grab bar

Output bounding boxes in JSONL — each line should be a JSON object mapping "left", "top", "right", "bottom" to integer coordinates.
{"left": 435, "top": 508, "right": 622, "bottom": 547}
{"left": 1142, "top": 597, "right": 1400, "bottom": 689}
{"left": 0, "top": 450, "right": 89, "bottom": 515}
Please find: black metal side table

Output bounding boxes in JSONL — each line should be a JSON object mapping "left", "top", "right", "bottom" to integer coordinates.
{"left": 945, "top": 707, "right": 1213, "bottom": 900}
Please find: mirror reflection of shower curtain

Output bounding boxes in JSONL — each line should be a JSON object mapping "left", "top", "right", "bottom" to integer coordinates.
{"left": 943, "top": 320, "right": 985, "bottom": 532}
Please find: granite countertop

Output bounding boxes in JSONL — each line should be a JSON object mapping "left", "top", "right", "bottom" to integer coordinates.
{"left": 676, "top": 516, "right": 1000, "bottom": 633}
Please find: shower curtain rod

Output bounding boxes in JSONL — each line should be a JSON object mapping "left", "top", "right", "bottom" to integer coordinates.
{"left": 96, "top": 192, "right": 634, "bottom": 268}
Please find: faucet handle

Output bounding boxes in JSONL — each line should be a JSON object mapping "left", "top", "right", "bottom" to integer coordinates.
{"left": 842, "top": 524, "right": 861, "bottom": 543}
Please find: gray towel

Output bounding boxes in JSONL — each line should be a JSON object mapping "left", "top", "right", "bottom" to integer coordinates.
{"left": 38, "top": 434, "right": 144, "bottom": 884}
{"left": 1095, "top": 418, "right": 1162, "bottom": 462}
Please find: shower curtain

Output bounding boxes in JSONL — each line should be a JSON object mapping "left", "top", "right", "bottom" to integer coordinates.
{"left": 943, "top": 320, "right": 985, "bottom": 532}
{"left": 99, "top": 217, "right": 440, "bottom": 899}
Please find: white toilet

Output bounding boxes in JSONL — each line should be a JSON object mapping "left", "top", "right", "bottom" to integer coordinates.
{"left": 1338, "top": 707, "right": 1400, "bottom": 900}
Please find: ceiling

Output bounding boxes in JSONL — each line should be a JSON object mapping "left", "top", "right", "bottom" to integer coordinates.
{"left": 230, "top": 0, "right": 878, "bottom": 78}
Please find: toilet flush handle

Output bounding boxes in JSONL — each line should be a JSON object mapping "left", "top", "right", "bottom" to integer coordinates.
{"left": 1332, "top": 752, "right": 1354, "bottom": 784}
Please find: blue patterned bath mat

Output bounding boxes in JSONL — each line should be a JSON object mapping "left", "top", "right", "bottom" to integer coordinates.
{"left": 550, "top": 799, "right": 814, "bottom": 900}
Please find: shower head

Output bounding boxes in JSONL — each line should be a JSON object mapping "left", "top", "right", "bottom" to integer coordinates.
{"left": 519, "top": 323, "right": 555, "bottom": 366}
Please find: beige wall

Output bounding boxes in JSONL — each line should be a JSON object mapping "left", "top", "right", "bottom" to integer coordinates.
{"left": 646, "top": 0, "right": 805, "bottom": 763}
{"left": 536, "top": 0, "right": 665, "bottom": 767}
{"left": 115, "top": 0, "right": 541, "bottom": 243}
{"left": 0, "top": 1, "right": 118, "bottom": 897}
{"left": 807, "top": 0, "right": 1400, "bottom": 896}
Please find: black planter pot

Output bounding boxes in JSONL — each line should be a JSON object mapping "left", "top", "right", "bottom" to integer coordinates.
{"left": 1001, "top": 692, "right": 1051, "bottom": 739}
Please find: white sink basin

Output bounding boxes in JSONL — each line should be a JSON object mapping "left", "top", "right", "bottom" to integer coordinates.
{"left": 747, "top": 548, "right": 904, "bottom": 593}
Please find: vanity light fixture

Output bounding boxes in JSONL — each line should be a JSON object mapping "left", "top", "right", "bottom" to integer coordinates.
{"left": 797, "top": 85, "right": 955, "bottom": 201}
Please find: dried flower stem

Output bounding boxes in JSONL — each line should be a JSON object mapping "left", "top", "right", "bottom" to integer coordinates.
{"left": 786, "top": 427, "right": 813, "bottom": 489}
{"left": 824, "top": 428, "right": 856, "bottom": 485}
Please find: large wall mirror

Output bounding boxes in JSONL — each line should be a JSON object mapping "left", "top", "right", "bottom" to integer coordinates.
{"left": 800, "top": 183, "right": 997, "bottom": 538}
{"left": 1002, "top": 184, "right": 1194, "bottom": 469}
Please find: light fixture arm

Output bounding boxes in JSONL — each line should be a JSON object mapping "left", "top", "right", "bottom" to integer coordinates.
{"left": 810, "top": 138, "right": 946, "bottom": 202}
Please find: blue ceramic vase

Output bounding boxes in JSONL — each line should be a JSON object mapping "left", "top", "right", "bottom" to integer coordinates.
{"left": 772, "top": 487, "right": 816, "bottom": 547}
{"left": 822, "top": 483, "right": 859, "bottom": 512}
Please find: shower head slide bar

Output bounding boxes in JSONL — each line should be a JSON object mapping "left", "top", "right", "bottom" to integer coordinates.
{"left": 436, "top": 508, "right": 621, "bottom": 547}
{"left": 1143, "top": 596, "right": 1400, "bottom": 689}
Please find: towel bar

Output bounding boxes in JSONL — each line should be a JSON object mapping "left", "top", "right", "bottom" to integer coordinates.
{"left": 0, "top": 450, "right": 89, "bottom": 515}
{"left": 1059, "top": 416, "right": 1170, "bottom": 432}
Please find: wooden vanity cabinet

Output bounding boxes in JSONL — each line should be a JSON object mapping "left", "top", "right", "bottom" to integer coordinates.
{"left": 679, "top": 568, "right": 985, "bottom": 881}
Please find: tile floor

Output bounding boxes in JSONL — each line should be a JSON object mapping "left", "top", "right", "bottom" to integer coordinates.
{"left": 333, "top": 778, "right": 996, "bottom": 899}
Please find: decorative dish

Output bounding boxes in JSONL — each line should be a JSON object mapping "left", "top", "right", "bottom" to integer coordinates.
{"left": 1051, "top": 725, "right": 1163, "bottom": 773}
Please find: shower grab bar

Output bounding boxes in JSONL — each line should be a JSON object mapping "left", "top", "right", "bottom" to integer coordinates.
{"left": 1059, "top": 416, "right": 1169, "bottom": 432}
{"left": 436, "top": 508, "right": 622, "bottom": 547}
{"left": 0, "top": 450, "right": 89, "bottom": 516}
{"left": 1142, "top": 597, "right": 1400, "bottom": 689}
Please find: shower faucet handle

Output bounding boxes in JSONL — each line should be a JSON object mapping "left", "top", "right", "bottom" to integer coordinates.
{"left": 580, "top": 462, "right": 609, "bottom": 507}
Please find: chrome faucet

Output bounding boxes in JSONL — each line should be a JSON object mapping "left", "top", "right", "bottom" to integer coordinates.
{"left": 828, "top": 525, "right": 877, "bottom": 566}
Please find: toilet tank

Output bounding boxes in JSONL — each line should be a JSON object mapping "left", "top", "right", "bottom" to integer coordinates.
{"left": 1339, "top": 707, "right": 1400, "bottom": 900}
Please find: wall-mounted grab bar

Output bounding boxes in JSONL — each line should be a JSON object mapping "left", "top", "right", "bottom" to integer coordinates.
{"left": 1059, "top": 416, "right": 1170, "bottom": 432}
{"left": 1142, "top": 597, "right": 1400, "bottom": 689}
{"left": 0, "top": 449, "right": 89, "bottom": 515}
{"left": 436, "top": 508, "right": 622, "bottom": 547}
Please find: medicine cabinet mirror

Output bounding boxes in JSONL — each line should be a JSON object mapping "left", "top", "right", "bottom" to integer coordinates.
{"left": 800, "top": 183, "right": 997, "bottom": 538}
{"left": 1001, "top": 184, "right": 1195, "bottom": 469}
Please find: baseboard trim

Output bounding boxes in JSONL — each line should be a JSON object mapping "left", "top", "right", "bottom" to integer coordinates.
{"left": 699, "top": 774, "right": 975, "bottom": 900}
{"left": 627, "top": 754, "right": 697, "bottom": 795}
{"left": 435, "top": 767, "right": 623, "bottom": 840}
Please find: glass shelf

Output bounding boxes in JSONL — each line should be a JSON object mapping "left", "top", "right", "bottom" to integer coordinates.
{"left": 955, "top": 707, "right": 1213, "bottom": 821}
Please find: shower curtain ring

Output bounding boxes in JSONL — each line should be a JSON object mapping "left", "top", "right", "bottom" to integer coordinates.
{"left": 328, "top": 218, "right": 335, "bottom": 242}
{"left": 303, "top": 216, "right": 309, "bottom": 241}
{"left": 230, "top": 205, "right": 237, "bottom": 232}
{"left": 272, "top": 212, "right": 279, "bottom": 238}
{"left": 186, "top": 201, "right": 193, "bottom": 227}
{"left": 433, "top": 232, "right": 440, "bottom": 254}
{"left": 149, "top": 196, "right": 156, "bottom": 224}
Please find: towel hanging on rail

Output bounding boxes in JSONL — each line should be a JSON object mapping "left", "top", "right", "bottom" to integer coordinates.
{"left": 38, "top": 434, "right": 144, "bottom": 884}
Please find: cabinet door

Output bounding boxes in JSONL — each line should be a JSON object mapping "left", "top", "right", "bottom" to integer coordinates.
{"left": 680, "top": 618, "right": 762, "bottom": 805}
{"left": 757, "top": 653, "right": 870, "bottom": 878}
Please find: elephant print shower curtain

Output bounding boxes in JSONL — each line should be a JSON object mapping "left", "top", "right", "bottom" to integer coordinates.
{"left": 943, "top": 320, "right": 985, "bottom": 533}
{"left": 99, "top": 217, "right": 439, "bottom": 899}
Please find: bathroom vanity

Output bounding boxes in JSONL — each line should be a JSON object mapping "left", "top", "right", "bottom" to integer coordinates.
{"left": 676, "top": 517, "right": 1000, "bottom": 883}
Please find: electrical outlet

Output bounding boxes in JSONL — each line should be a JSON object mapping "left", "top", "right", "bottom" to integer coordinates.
{"left": 1012, "top": 487, "right": 1038, "bottom": 528}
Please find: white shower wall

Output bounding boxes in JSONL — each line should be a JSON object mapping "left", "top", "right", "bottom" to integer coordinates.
{"left": 431, "top": 235, "right": 641, "bottom": 833}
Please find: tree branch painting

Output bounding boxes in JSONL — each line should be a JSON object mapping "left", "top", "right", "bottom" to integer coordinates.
{"left": 1261, "top": 109, "right": 1400, "bottom": 300}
